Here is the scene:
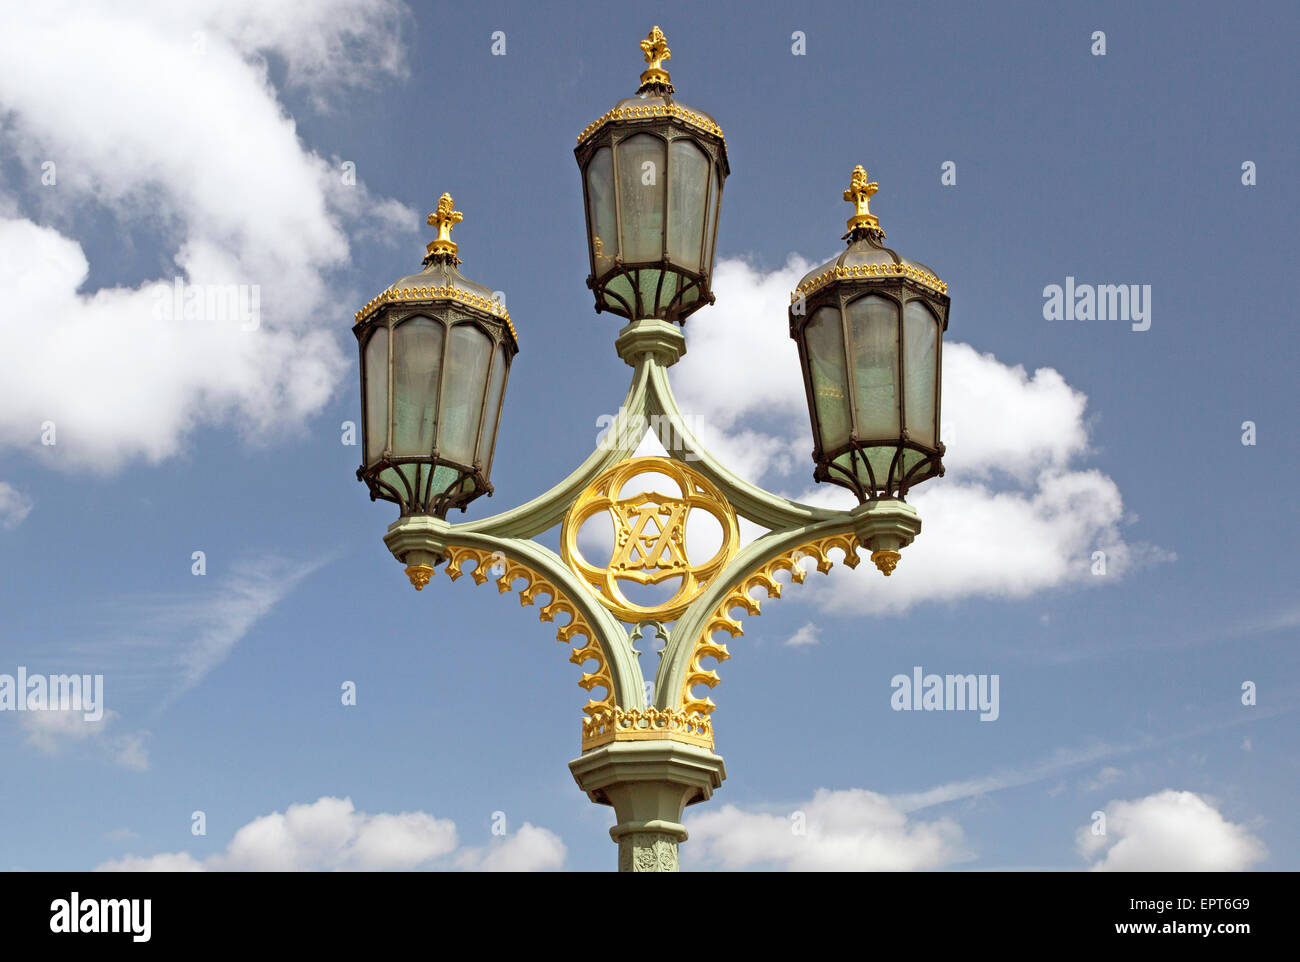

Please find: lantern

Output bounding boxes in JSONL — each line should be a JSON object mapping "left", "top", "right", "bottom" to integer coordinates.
{"left": 575, "top": 26, "right": 729, "bottom": 323}
{"left": 354, "top": 193, "right": 518, "bottom": 518}
{"left": 790, "top": 166, "right": 949, "bottom": 501}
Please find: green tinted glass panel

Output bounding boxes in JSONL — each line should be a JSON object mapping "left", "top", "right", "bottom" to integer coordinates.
{"left": 586, "top": 147, "right": 617, "bottom": 274}
{"left": 606, "top": 273, "right": 635, "bottom": 311}
{"left": 379, "top": 466, "right": 404, "bottom": 497}
{"left": 860, "top": 446, "right": 898, "bottom": 492}
{"left": 667, "top": 139, "right": 708, "bottom": 270}
{"left": 638, "top": 269, "right": 664, "bottom": 314}
{"left": 440, "top": 324, "right": 492, "bottom": 465}
{"left": 847, "top": 295, "right": 900, "bottom": 439}
{"left": 616, "top": 134, "right": 666, "bottom": 262}
{"left": 430, "top": 464, "right": 458, "bottom": 497}
{"left": 477, "top": 344, "right": 508, "bottom": 475}
{"left": 659, "top": 272, "right": 679, "bottom": 308}
{"left": 363, "top": 326, "right": 389, "bottom": 465}
{"left": 703, "top": 166, "right": 721, "bottom": 273}
{"left": 806, "top": 307, "right": 851, "bottom": 449}
{"left": 903, "top": 300, "right": 938, "bottom": 447}
{"left": 391, "top": 317, "right": 443, "bottom": 457}
{"left": 902, "top": 448, "right": 928, "bottom": 478}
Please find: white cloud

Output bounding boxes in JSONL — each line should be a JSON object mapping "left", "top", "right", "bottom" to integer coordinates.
{"left": 1077, "top": 790, "right": 1267, "bottom": 871}
{"left": 671, "top": 257, "right": 1170, "bottom": 613}
{"left": 1080, "top": 766, "right": 1125, "bottom": 792}
{"left": 0, "top": 482, "right": 32, "bottom": 529}
{"left": 686, "top": 788, "right": 969, "bottom": 871}
{"left": 95, "top": 796, "right": 565, "bottom": 872}
{"left": 19, "top": 708, "right": 150, "bottom": 771}
{"left": 455, "top": 824, "right": 568, "bottom": 872}
{"left": 0, "top": 1, "right": 414, "bottom": 472}
{"left": 783, "top": 622, "right": 821, "bottom": 647}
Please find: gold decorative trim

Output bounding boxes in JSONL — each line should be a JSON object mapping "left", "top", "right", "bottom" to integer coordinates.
{"left": 439, "top": 546, "right": 616, "bottom": 720}
{"left": 577, "top": 103, "right": 725, "bottom": 149}
{"left": 354, "top": 285, "right": 517, "bottom": 340}
{"left": 561, "top": 457, "right": 740, "bottom": 624}
{"left": 582, "top": 706, "right": 713, "bottom": 751}
{"left": 681, "top": 533, "right": 861, "bottom": 716}
{"left": 404, "top": 563, "right": 434, "bottom": 590}
{"left": 870, "top": 549, "right": 901, "bottom": 576}
{"left": 791, "top": 261, "right": 948, "bottom": 301}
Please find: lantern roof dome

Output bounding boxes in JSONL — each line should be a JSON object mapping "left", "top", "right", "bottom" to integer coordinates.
{"left": 575, "top": 27, "right": 728, "bottom": 172}
{"left": 354, "top": 193, "right": 517, "bottom": 343}
{"left": 792, "top": 167, "right": 947, "bottom": 304}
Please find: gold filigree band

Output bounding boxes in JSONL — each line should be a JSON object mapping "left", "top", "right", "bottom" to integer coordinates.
{"left": 582, "top": 706, "right": 713, "bottom": 751}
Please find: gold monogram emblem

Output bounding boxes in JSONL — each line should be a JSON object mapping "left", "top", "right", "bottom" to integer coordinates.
{"left": 562, "top": 457, "right": 738, "bottom": 622}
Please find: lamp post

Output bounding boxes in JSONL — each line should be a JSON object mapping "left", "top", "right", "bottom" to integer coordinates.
{"left": 356, "top": 27, "right": 950, "bottom": 871}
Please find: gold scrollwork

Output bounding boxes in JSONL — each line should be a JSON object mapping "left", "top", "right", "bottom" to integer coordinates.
{"left": 681, "top": 533, "right": 861, "bottom": 716}
{"left": 582, "top": 706, "right": 713, "bottom": 751}
{"left": 438, "top": 546, "right": 616, "bottom": 720}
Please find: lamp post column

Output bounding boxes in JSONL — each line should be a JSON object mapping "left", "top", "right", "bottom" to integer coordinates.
{"left": 569, "top": 740, "right": 726, "bottom": 872}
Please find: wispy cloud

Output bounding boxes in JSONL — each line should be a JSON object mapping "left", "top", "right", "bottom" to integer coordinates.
{"left": 891, "top": 699, "right": 1300, "bottom": 813}
{"left": 0, "top": 482, "right": 32, "bottom": 529}
{"left": 51, "top": 552, "right": 331, "bottom": 709}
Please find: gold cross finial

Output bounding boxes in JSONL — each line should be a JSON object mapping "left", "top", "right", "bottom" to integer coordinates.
{"left": 641, "top": 26, "right": 670, "bottom": 70}
{"left": 637, "top": 26, "right": 674, "bottom": 92}
{"left": 426, "top": 192, "right": 463, "bottom": 261}
{"left": 843, "top": 165, "right": 882, "bottom": 234}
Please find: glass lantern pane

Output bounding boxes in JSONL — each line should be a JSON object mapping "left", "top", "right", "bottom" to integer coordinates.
{"left": 860, "top": 446, "right": 898, "bottom": 492}
{"left": 903, "top": 300, "right": 938, "bottom": 447}
{"left": 476, "top": 343, "right": 509, "bottom": 474}
{"left": 638, "top": 268, "right": 664, "bottom": 313}
{"left": 391, "top": 317, "right": 444, "bottom": 458}
{"left": 901, "top": 448, "right": 929, "bottom": 478}
{"left": 586, "top": 147, "right": 617, "bottom": 275}
{"left": 363, "top": 326, "right": 389, "bottom": 465}
{"left": 667, "top": 139, "right": 708, "bottom": 270}
{"left": 847, "top": 295, "right": 900, "bottom": 439}
{"left": 616, "top": 134, "right": 666, "bottom": 263}
{"left": 606, "top": 273, "right": 635, "bottom": 312}
{"left": 703, "top": 165, "right": 721, "bottom": 273}
{"left": 440, "top": 324, "right": 492, "bottom": 465}
{"left": 805, "top": 306, "right": 852, "bottom": 450}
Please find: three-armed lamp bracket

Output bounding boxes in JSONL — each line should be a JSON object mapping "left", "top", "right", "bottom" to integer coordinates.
{"left": 359, "top": 28, "right": 947, "bottom": 872}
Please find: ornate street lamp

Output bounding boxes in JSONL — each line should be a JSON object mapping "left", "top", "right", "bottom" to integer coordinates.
{"left": 357, "top": 30, "right": 950, "bottom": 872}
{"left": 353, "top": 194, "right": 518, "bottom": 542}
{"left": 575, "top": 25, "right": 729, "bottom": 323}
{"left": 790, "top": 166, "right": 950, "bottom": 529}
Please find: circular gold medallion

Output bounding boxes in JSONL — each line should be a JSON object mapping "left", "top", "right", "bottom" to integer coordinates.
{"left": 561, "top": 457, "right": 739, "bottom": 623}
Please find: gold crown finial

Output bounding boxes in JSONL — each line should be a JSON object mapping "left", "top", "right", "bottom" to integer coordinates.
{"left": 426, "top": 192, "right": 463, "bottom": 261}
{"left": 638, "top": 26, "right": 674, "bottom": 93}
{"left": 843, "top": 165, "right": 882, "bottom": 235}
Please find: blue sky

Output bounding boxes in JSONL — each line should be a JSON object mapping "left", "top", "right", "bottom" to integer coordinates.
{"left": 0, "top": 0, "right": 1295, "bottom": 871}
